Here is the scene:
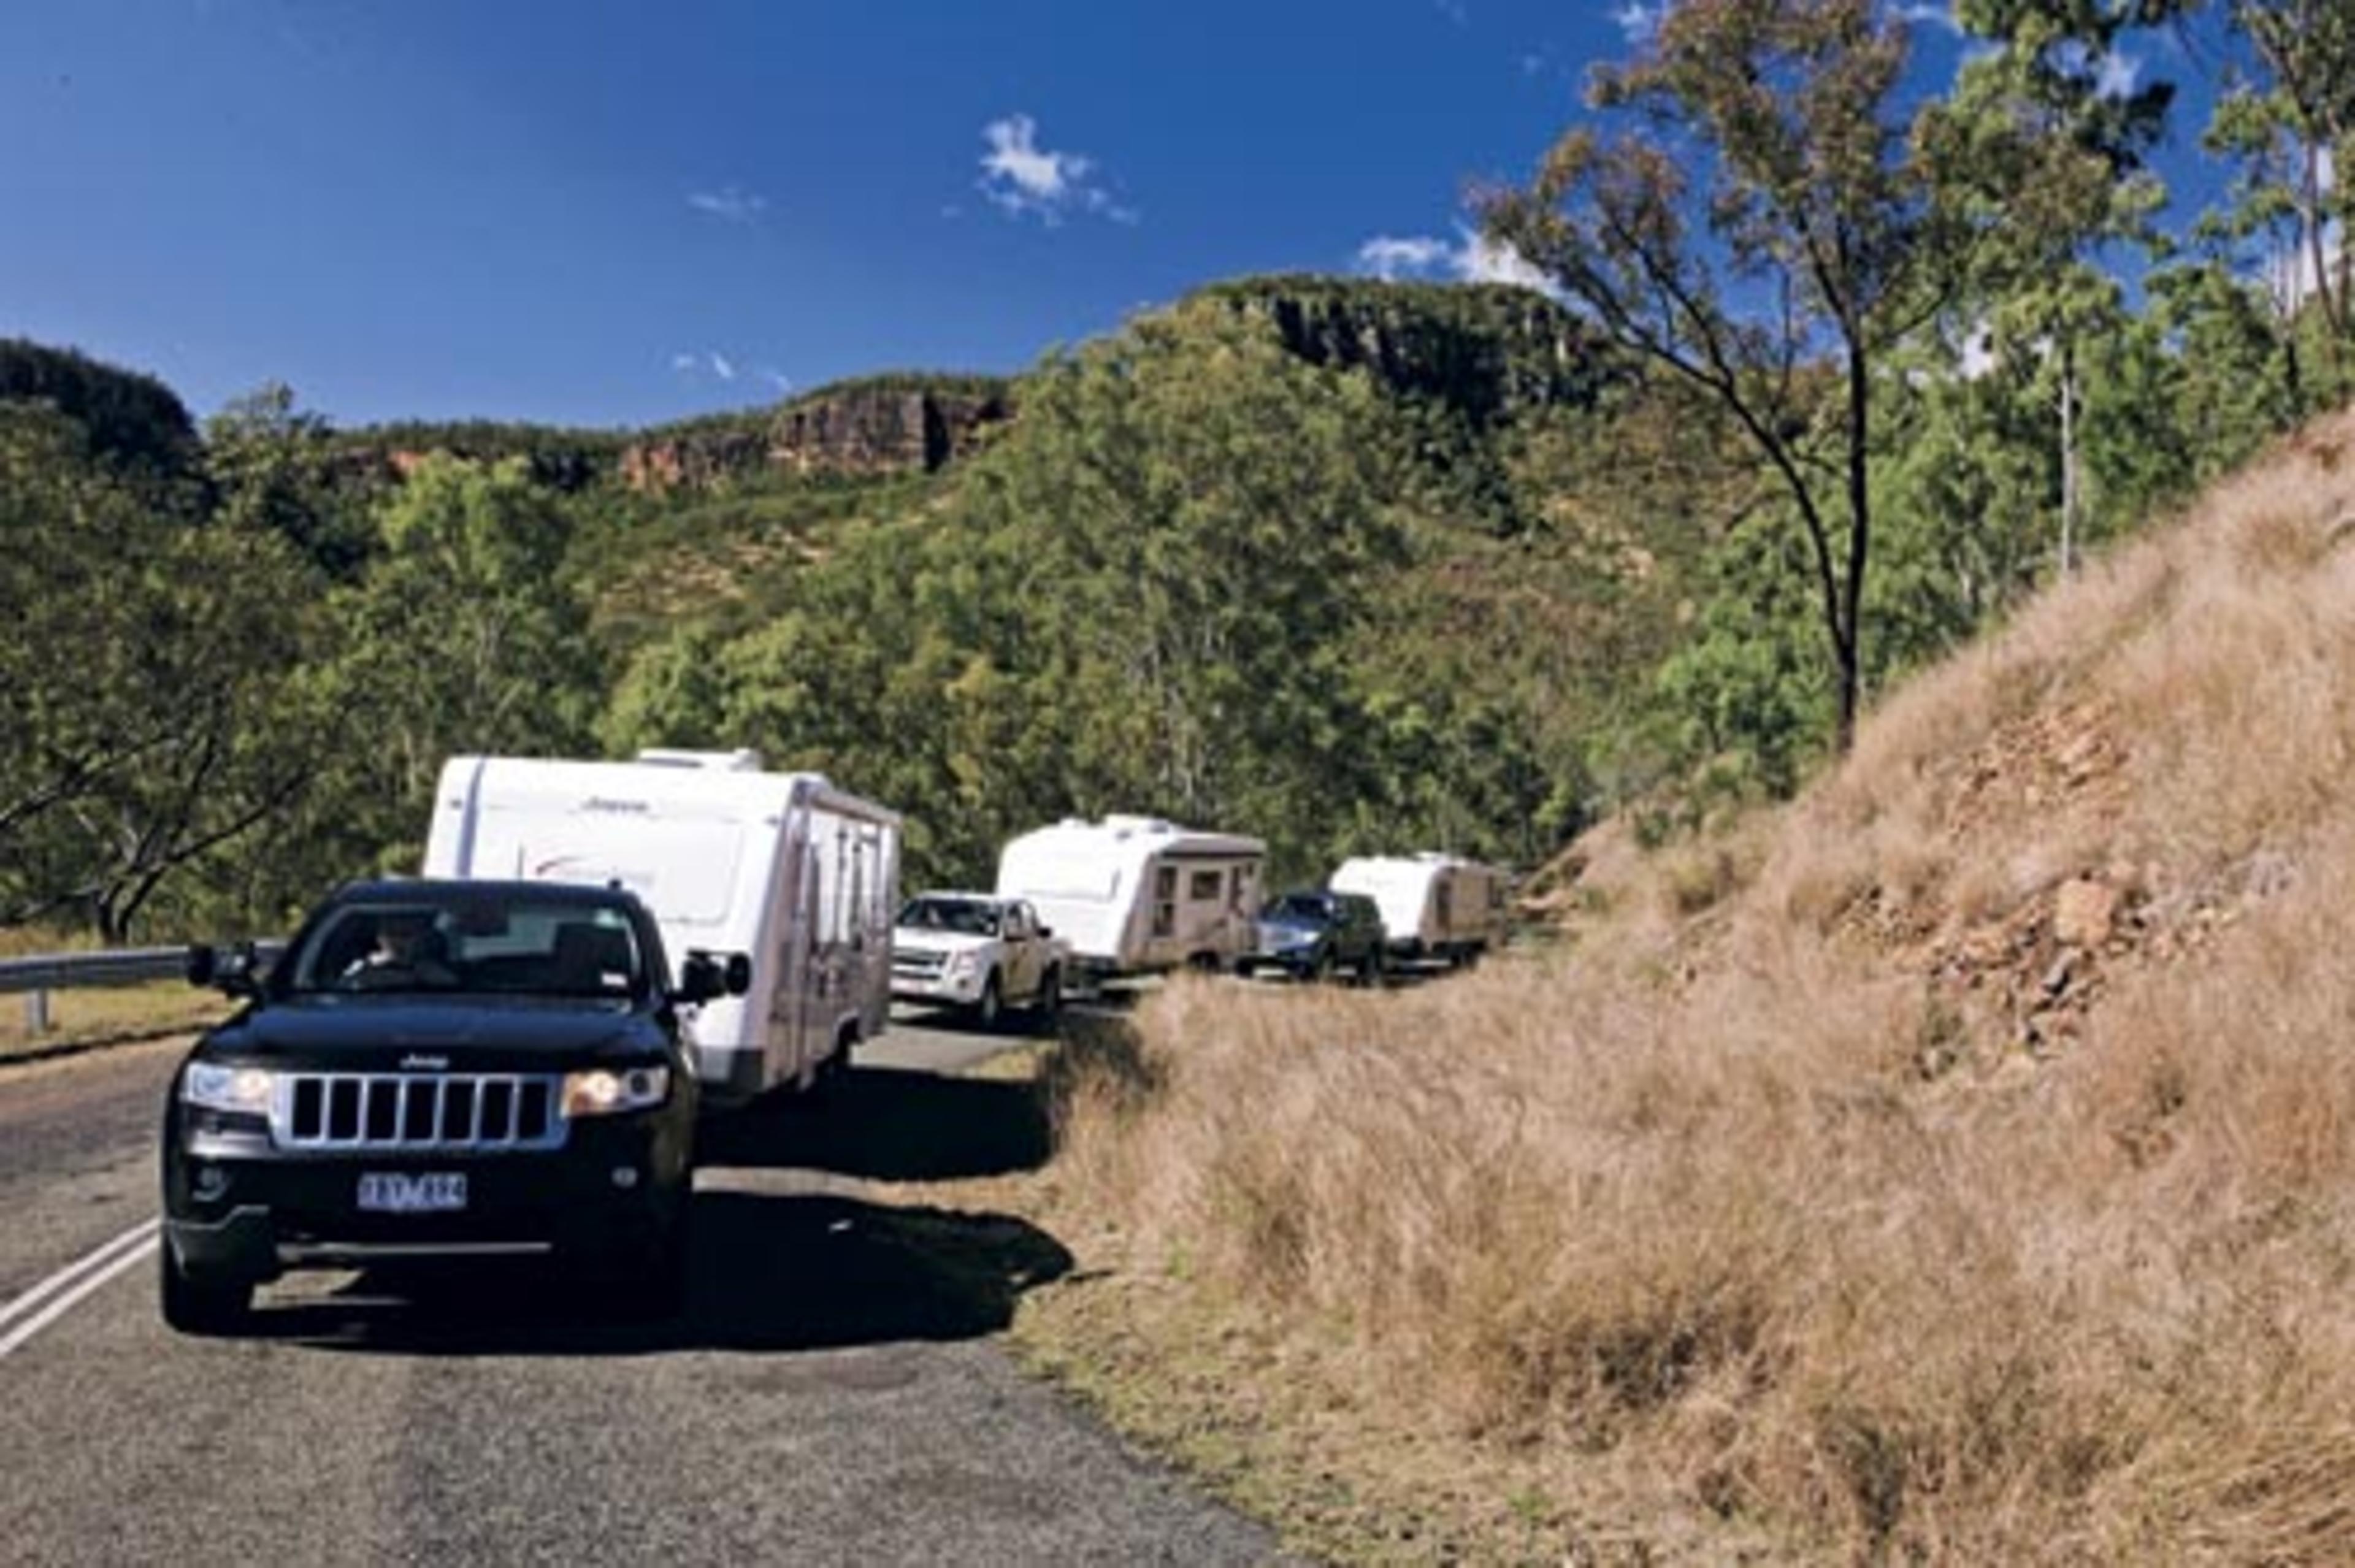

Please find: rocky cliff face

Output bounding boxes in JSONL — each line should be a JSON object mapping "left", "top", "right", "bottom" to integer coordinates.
{"left": 342, "top": 280, "right": 1599, "bottom": 499}
{"left": 619, "top": 378, "right": 1013, "bottom": 494}
{"left": 1189, "top": 277, "right": 1614, "bottom": 425}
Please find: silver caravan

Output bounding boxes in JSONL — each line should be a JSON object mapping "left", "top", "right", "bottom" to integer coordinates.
{"left": 1328, "top": 853, "right": 1509, "bottom": 966}
{"left": 422, "top": 750, "right": 900, "bottom": 1105}
{"left": 995, "top": 815, "right": 1265, "bottom": 979}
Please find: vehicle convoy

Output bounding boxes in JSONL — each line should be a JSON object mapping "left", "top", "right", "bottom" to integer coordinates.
{"left": 162, "top": 878, "right": 743, "bottom": 1334}
{"left": 1328, "top": 852, "right": 1511, "bottom": 967}
{"left": 1242, "top": 889, "right": 1388, "bottom": 984}
{"left": 423, "top": 749, "right": 900, "bottom": 1106}
{"left": 889, "top": 892, "right": 1068, "bottom": 1028}
{"left": 995, "top": 814, "right": 1266, "bottom": 979}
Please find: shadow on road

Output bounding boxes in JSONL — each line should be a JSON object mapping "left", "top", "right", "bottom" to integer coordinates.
{"left": 266, "top": 1188, "right": 1073, "bottom": 1357}
{"left": 697, "top": 1063, "right": 1053, "bottom": 1181}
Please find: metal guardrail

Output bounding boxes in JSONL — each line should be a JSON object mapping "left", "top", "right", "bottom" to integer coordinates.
{"left": 0, "top": 943, "right": 284, "bottom": 1034}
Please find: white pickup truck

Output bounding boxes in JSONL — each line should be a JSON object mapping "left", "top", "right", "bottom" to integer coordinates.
{"left": 889, "top": 891, "right": 1069, "bottom": 1028}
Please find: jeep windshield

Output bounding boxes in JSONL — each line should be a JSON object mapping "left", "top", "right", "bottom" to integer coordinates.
{"left": 1263, "top": 894, "right": 1336, "bottom": 923}
{"left": 281, "top": 892, "right": 648, "bottom": 999}
{"left": 896, "top": 896, "right": 1001, "bottom": 938}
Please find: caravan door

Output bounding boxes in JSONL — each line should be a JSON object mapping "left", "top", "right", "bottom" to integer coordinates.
{"left": 795, "top": 869, "right": 824, "bottom": 1082}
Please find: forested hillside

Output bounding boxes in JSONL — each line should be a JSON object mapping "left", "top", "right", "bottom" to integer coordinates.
{"left": 5, "top": 0, "right": 2353, "bottom": 963}
{"left": 0, "top": 287, "right": 1681, "bottom": 937}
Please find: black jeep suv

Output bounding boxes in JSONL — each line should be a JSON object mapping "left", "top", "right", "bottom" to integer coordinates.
{"left": 161, "top": 879, "right": 744, "bottom": 1334}
{"left": 1243, "top": 890, "right": 1388, "bottom": 984}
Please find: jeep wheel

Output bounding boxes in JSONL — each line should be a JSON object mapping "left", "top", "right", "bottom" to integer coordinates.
{"left": 159, "top": 1244, "right": 250, "bottom": 1337}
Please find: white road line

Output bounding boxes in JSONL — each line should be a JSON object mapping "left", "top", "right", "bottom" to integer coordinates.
{"left": 0, "top": 1236, "right": 158, "bottom": 1360}
{"left": 0, "top": 1218, "right": 161, "bottom": 1336}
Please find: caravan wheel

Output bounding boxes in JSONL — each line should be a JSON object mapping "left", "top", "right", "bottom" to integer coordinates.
{"left": 1032, "top": 968, "right": 1063, "bottom": 1028}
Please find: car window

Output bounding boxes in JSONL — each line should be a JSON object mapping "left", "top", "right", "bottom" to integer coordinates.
{"left": 898, "top": 897, "right": 1000, "bottom": 937}
{"left": 285, "top": 893, "right": 646, "bottom": 998}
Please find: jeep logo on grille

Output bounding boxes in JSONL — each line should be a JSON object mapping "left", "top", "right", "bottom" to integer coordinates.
{"left": 399, "top": 1054, "right": 450, "bottom": 1071}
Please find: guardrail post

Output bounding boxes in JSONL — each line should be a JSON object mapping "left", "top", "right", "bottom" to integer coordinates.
{"left": 25, "top": 988, "right": 51, "bottom": 1035}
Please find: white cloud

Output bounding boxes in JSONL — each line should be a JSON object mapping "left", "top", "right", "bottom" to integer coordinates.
{"left": 1358, "top": 235, "right": 1454, "bottom": 279}
{"left": 1891, "top": 2, "right": 1960, "bottom": 35}
{"left": 1457, "top": 230, "right": 1552, "bottom": 291}
{"left": 756, "top": 366, "right": 793, "bottom": 394}
{"left": 1355, "top": 226, "right": 1554, "bottom": 295}
{"left": 2095, "top": 48, "right": 2142, "bottom": 101}
{"left": 670, "top": 349, "right": 765, "bottom": 386}
{"left": 1433, "top": 0, "right": 1468, "bottom": 25}
{"left": 978, "top": 113, "right": 1136, "bottom": 226}
{"left": 687, "top": 185, "right": 767, "bottom": 223}
{"left": 1611, "top": 2, "right": 1659, "bottom": 45}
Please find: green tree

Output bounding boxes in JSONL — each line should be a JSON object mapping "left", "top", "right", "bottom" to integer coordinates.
{"left": 2202, "top": 1, "right": 2355, "bottom": 394}
{"left": 0, "top": 404, "right": 313, "bottom": 938}
{"left": 205, "top": 383, "right": 373, "bottom": 583}
{"left": 1482, "top": 0, "right": 1958, "bottom": 755}
{"left": 968, "top": 312, "right": 1410, "bottom": 878}
{"left": 313, "top": 456, "right": 599, "bottom": 871}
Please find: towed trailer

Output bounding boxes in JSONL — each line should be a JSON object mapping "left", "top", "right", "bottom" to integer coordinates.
{"left": 424, "top": 749, "right": 901, "bottom": 1106}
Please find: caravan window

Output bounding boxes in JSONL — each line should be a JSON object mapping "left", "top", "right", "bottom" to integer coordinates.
{"left": 899, "top": 895, "right": 1000, "bottom": 938}
{"left": 1188, "top": 868, "right": 1223, "bottom": 902}
{"left": 1152, "top": 865, "right": 1178, "bottom": 938}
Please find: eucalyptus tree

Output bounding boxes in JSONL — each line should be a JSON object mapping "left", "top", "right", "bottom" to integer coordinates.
{"left": 2200, "top": 0, "right": 2355, "bottom": 398}
{"left": 1482, "top": 0, "right": 1963, "bottom": 754}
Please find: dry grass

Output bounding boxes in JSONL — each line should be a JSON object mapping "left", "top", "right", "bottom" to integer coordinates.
{"left": 0, "top": 980, "right": 228, "bottom": 1061}
{"left": 1019, "top": 411, "right": 2355, "bottom": 1561}
{"left": 0, "top": 926, "right": 224, "bottom": 1060}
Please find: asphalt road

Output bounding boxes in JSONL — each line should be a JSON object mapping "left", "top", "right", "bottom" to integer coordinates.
{"left": 0, "top": 1011, "right": 1284, "bottom": 1566}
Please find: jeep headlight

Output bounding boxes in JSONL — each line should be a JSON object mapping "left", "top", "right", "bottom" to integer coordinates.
{"left": 562, "top": 1065, "right": 670, "bottom": 1118}
{"left": 183, "top": 1063, "right": 275, "bottom": 1115}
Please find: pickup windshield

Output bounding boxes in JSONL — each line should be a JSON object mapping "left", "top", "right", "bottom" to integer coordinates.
{"left": 282, "top": 893, "right": 648, "bottom": 999}
{"left": 897, "top": 896, "right": 1002, "bottom": 937}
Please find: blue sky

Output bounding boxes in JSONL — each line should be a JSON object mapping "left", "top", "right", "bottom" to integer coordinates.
{"left": 0, "top": 2, "right": 2213, "bottom": 430}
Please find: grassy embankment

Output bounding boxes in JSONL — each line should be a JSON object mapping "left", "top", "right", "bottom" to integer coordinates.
{"left": 939, "top": 410, "right": 2355, "bottom": 1561}
{"left": 0, "top": 928, "right": 225, "bottom": 1063}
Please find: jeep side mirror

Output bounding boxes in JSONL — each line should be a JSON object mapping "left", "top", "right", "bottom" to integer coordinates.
{"left": 675, "top": 953, "right": 723, "bottom": 1006}
{"left": 676, "top": 950, "right": 751, "bottom": 1006}
{"left": 188, "top": 942, "right": 261, "bottom": 999}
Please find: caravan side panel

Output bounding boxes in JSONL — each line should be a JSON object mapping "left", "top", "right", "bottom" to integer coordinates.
{"left": 787, "top": 791, "right": 898, "bottom": 1083}
{"left": 1132, "top": 852, "right": 1261, "bottom": 971}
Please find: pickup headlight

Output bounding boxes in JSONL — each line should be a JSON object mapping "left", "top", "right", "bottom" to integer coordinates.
{"left": 946, "top": 952, "right": 980, "bottom": 979}
{"left": 562, "top": 1065, "right": 670, "bottom": 1118}
{"left": 183, "top": 1063, "right": 275, "bottom": 1115}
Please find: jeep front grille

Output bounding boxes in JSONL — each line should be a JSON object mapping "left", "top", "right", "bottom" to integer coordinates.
{"left": 275, "top": 1073, "right": 563, "bottom": 1152}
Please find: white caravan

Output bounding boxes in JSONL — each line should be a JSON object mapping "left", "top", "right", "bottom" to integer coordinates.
{"left": 995, "top": 815, "right": 1266, "bottom": 979}
{"left": 1328, "top": 853, "right": 1509, "bottom": 965}
{"left": 422, "top": 749, "right": 900, "bottom": 1105}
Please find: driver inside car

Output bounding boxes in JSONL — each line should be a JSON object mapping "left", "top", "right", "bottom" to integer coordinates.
{"left": 341, "top": 910, "right": 459, "bottom": 988}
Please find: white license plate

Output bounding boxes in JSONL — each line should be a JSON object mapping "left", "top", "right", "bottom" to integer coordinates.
{"left": 356, "top": 1172, "right": 469, "bottom": 1214}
